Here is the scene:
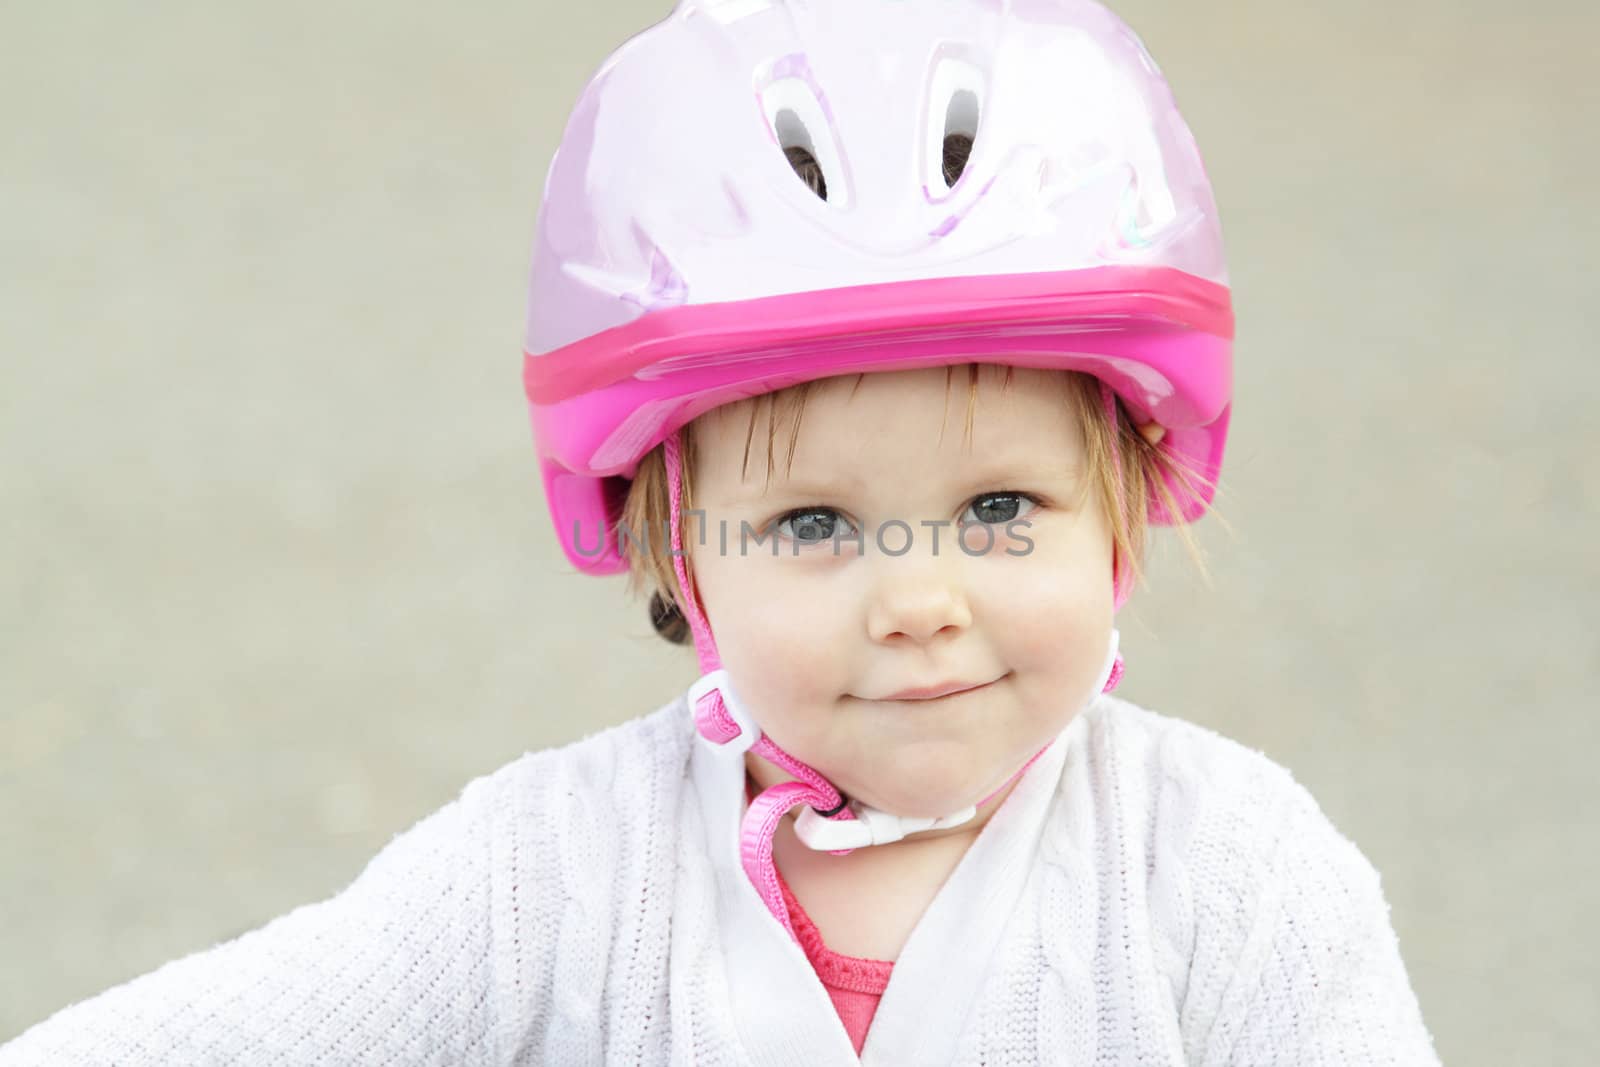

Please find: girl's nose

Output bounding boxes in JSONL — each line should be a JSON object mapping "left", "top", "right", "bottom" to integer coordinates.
{"left": 865, "top": 567, "right": 973, "bottom": 644}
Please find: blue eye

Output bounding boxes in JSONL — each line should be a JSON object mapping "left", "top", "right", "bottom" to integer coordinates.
{"left": 962, "top": 492, "right": 1039, "bottom": 525}
{"left": 775, "top": 507, "right": 853, "bottom": 546}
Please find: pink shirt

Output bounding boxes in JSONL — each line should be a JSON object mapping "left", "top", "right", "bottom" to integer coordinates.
{"left": 746, "top": 778, "right": 895, "bottom": 1055}
{"left": 774, "top": 868, "right": 895, "bottom": 1055}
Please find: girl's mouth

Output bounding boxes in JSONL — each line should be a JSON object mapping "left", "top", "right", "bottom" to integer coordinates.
{"left": 873, "top": 673, "right": 1007, "bottom": 702}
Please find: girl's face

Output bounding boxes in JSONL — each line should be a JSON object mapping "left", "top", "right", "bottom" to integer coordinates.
{"left": 690, "top": 365, "right": 1113, "bottom": 824}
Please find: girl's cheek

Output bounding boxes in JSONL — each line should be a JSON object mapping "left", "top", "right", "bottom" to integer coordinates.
{"left": 733, "top": 607, "right": 832, "bottom": 701}
{"left": 995, "top": 560, "right": 1108, "bottom": 657}
{"left": 989, "top": 521, "right": 1039, "bottom": 558}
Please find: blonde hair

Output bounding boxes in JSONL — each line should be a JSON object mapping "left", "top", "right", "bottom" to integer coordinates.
{"left": 622, "top": 365, "right": 1221, "bottom": 644}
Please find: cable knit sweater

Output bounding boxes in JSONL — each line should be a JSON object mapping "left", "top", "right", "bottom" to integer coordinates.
{"left": 1, "top": 691, "right": 1441, "bottom": 1065}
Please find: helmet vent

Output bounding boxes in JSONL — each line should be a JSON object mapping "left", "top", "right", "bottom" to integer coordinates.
{"left": 942, "top": 89, "right": 979, "bottom": 188}
{"left": 775, "top": 108, "right": 829, "bottom": 201}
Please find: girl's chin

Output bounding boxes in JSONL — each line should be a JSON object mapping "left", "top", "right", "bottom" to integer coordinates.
{"left": 842, "top": 748, "right": 1028, "bottom": 813}
{"left": 747, "top": 739, "right": 1033, "bottom": 817}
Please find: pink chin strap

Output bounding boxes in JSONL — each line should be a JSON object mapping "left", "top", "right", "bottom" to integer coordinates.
{"left": 662, "top": 381, "right": 1132, "bottom": 942}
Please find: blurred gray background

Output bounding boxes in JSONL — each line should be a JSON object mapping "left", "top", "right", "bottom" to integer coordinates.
{"left": 3, "top": 0, "right": 1595, "bottom": 1060}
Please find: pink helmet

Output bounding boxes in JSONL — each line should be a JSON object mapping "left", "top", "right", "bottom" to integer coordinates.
{"left": 524, "top": 0, "right": 1232, "bottom": 576}
{"left": 521, "top": 0, "right": 1233, "bottom": 941}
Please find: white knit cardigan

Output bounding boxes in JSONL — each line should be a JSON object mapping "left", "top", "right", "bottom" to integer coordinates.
{"left": 1, "top": 692, "right": 1441, "bottom": 1065}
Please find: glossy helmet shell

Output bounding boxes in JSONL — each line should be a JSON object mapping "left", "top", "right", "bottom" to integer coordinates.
{"left": 524, "top": 0, "right": 1233, "bottom": 574}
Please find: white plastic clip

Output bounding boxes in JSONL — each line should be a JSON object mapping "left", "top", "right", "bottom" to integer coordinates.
{"left": 688, "top": 668, "right": 757, "bottom": 749}
{"left": 793, "top": 800, "right": 979, "bottom": 851}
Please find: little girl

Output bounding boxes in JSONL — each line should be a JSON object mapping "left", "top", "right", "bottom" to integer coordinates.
{"left": 3, "top": 0, "right": 1441, "bottom": 1063}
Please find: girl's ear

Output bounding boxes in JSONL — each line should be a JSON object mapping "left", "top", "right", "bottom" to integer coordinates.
{"left": 1136, "top": 421, "right": 1166, "bottom": 446}
{"left": 650, "top": 590, "right": 692, "bottom": 646}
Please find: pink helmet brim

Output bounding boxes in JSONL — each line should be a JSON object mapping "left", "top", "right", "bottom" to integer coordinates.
{"left": 525, "top": 264, "right": 1230, "bottom": 575}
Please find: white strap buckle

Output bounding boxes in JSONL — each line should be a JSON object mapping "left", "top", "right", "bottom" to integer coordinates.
{"left": 688, "top": 668, "right": 757, "bottom": 749}
{"left": 792, "top": 801, "right": 979, "bottom": 850}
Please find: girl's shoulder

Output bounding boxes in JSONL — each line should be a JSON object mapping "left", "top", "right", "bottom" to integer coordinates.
{"left": 1069, "top": 693, "right": 1383, "bottom": 898}
{"left": 1077, "top": 692, "right": 1323, "bottom": 824}
{"left": 1072, "top": 691, "right": 1393, "bottom": 931}
{"left": 1068, "top": 701, "right": 1438, "bottom": 1063}
{"left": 456, "top": 695, "right": 696, "bottom": 835}
{"left": 489, "top": 694, "right": 694, "bottom": 784}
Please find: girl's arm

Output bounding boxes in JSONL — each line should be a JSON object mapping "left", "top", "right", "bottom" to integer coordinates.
{"left": 1188, "top": 774, "right": 1442, "bottom": 1067}
{"left": 0, "top": 778, "right": 498, "bottom": 1065}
